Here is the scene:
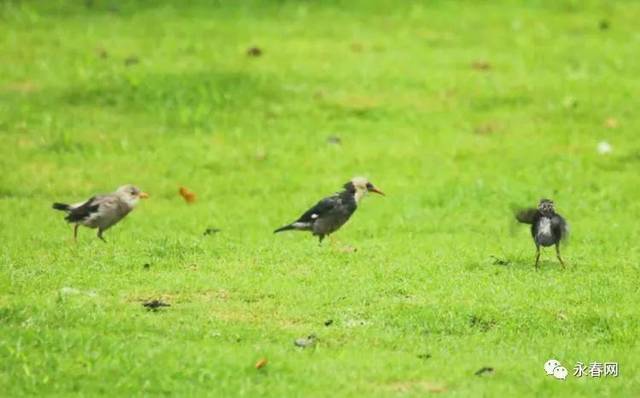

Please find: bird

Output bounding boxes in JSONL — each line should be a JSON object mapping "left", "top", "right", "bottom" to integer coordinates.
{"left": 274, "top": 177, "right": 384, "bottom": 243}
{"left": 52, "top": 184, "right": 148, "bottom": 242}
{"left": 515, "top": 198, "right": 568, "bottom": 268}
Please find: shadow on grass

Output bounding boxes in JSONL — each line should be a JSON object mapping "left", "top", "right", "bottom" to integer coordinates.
{"left": 465, "top": 254, "right": 572, "bottom": 272}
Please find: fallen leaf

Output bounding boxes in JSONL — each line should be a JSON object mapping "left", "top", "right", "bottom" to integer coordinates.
{"left": 255, "top": 358, "right": 268, "bottom": 369}
{"left": 179, "top": 186, "right": 196, "bottom": 203}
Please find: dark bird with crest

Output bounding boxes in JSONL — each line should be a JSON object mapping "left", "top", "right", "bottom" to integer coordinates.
{"left": 515, "top": 198, "right": 568, "bottom": 268}
{"left": 274, "top": 177, "right": 384, "bottom": 243}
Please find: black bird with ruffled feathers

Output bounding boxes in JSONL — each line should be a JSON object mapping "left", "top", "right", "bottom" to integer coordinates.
{"left": 516, "top": 199, "right": 568, "bottom": 268}
{"left": 274, "top": 177, "right": 384, "bottom": 243}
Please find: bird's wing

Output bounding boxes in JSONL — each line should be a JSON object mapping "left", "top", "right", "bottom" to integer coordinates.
{"left": 515, "top": 208, "right": 538, "bottom": 224}
{"left": 64, "top": 196, "right": 102, "bottom": 222}
{"left": 66, "top": 195, "right": 123, "bottom": 223}
{"left": 296, "top": 195, "right": 339, "bottom": 223}
{"left": 551, "top": 214, "right": 569, "bottom": 241}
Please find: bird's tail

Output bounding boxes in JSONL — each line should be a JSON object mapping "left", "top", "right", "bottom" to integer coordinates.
{"left": 274, "top": 224, "right": 295, "bottom": 233}
{"left": 52, "top": 203, "right": 70, "bottom": 211}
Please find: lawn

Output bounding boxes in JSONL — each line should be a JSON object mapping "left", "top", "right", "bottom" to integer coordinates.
{"left": 1, "top": 0, "right": 639, "bottom": 396}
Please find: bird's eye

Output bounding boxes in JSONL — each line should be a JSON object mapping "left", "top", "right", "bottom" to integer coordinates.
{"left": 366, "top": 183, "right": 373, "bottom": 189}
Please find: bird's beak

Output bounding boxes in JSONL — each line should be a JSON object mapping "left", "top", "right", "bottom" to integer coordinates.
{"left": 139, "top": 192, "right": 149, "bottom": 199}
{"left": 369, "top": 187, "right": 385, "bottom": 196}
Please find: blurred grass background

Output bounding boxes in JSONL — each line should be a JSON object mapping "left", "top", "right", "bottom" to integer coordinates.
{"left": 1, "top": 0, "right": 639, "bottom": 396}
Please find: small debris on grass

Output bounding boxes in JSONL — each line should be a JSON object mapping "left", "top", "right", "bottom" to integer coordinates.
{"left": 326, "top": 135, "right": 342, "bottom": 145}
{"left": 294, "top": 334, "right": 317, "bottom": 348}
{"left": 179, "top": 186, "right": 197, "bottom": 203}
{"left": 417, "top": 353, "right": 432, "bottom": 360}
{"left": 597, "top": 141, "right": 613, "bottom": 155}
{"left": 324, "top": 319, "right": 334, "bottom": 326}
{"left": 255, "top": 358, "right": 268, "bottom": 369}
{"left": 469, "top": 315, "right": 496, "bottom": 332}
{"left": 255, "top": 148, "right": 268, "bottom": 161}
{"left": 124, "top": 56, "right": 139, "bottom": 66}
{"left": 350, "top": 42, "right": 363, "bottom": 53}
{"left": 474, "top": 123, "right": 498, "bottom": 136}
{"left": 338, "top": 245, "right": 357, "bottom": 253}
{"left": 604, "top": 117, "right": 619, "bottom": 129}
{"left": 490, "top": 255, "right": 511, "bottom": 266}
{"left": 60, "top": 287, "right": 81, "bottom": 296}
{"left": 247, "top": 46, "right": 262, "bottom": 57}
{"left": 475, "top": 367, "right": 495, "bottom": 376}
{"left": 599, "top": 19, "right": 610, "bottom": 30}
{"left": 344, "top": 319, "right": 368, "bottom": 328}
{"left": 203, "top": 228, "right": 221, "bottom": 236}
{"left": 471, "top": 61, "right": 491, "bottom": 71}
{"left": 562, "top": 96, "right": 578, "bottom": 109}
{"left": 143, "top": 299, "right": 170, "bottom": 311}
{"left": 96, "top": 47, "right": 108, "bottom": 59}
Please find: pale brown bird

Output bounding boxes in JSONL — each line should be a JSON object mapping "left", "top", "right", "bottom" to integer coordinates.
{"left": 52, "top": 184, "right": 149, "bottom": 242}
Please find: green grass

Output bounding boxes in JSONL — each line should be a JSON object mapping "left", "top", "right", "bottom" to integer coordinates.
{"left": 1, "top": 0, "right": 639, "bottom": 396}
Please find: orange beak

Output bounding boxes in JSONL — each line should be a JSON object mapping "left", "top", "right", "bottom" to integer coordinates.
{"left": 369, "top": 187, "right": 385, "bottom": 196}
{"left": 139, "top": 192, "right": 149, "bottom": 199}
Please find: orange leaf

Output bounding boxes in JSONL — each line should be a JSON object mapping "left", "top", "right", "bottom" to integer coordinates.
{"left": 179, "top": 186, "right": 196, "bottom": 203}
{"left": 255, "top": 358, "right": 268, "bottom": 369}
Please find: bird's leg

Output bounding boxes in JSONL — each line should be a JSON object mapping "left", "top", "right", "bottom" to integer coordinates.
{"left": 73, "top": 224, "right": 79, "bottom": 242}
{"left": 318, "top": 235, "right": 325, "bottom": 245}
{"left": 97, "top": 229, "right": 107, "bottom": 243}
{"left": 534, "top": 244, "right": 541, "bottom": 269}
{"left": 555, "top": 243, "right": 565, "bottom": 268}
